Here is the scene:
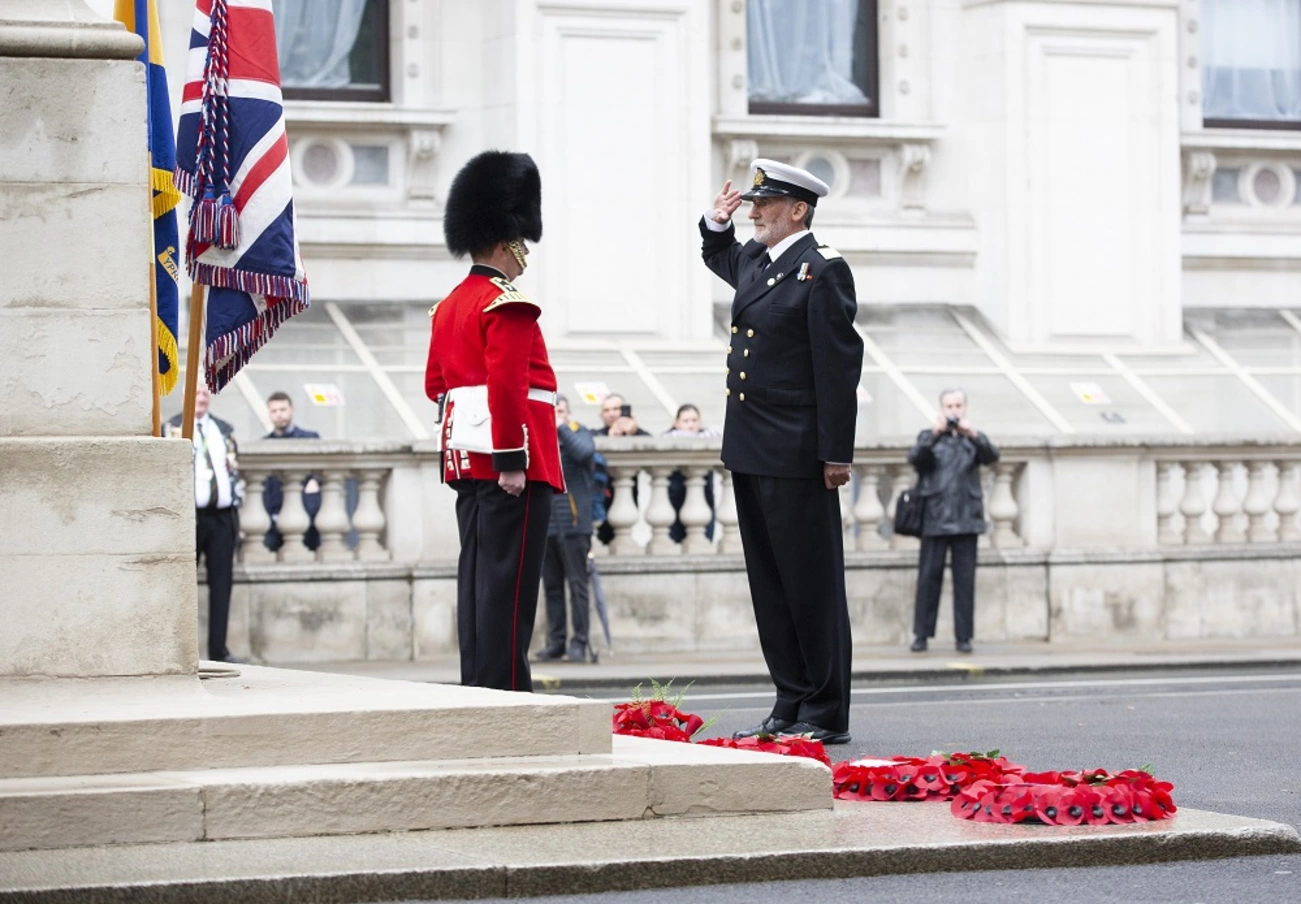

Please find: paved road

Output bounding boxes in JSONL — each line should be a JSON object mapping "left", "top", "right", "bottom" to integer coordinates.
{"left": 416, "top": 667, "right": 1301, "bottom": 904}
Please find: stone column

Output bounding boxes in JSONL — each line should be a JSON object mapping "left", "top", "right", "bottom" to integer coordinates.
{"left": 0, "top": 1, "right": 198, "bottom": 678}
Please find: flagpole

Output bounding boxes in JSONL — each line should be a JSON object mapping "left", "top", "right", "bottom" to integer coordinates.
{"left": 180, "top": 282, "right": 205, "bottom": 441}
{"left": 150, "top": 266, "right": 161, "bottom": 436}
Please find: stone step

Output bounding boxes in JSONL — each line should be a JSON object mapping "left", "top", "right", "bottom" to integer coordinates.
{"left": 3, "top": 805, "right": 1298, "bottom": 903}
{"left": 0, "top": 735, "right": 832, "bottom": 852}
{"left": 0, "top": 666, "right": 611, "bottom": 779}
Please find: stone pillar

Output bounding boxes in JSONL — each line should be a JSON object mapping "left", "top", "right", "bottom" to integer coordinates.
{"left": 962, "top": 0, "right": 1182, "bottom": 349}
{"left": 0, "top": 1, "right": 198, "bottom": 678}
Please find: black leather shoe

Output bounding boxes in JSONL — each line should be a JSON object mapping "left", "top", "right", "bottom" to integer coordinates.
{"left": 215, "top": 654, "right": 247, "bottom": 665}
{"left": 534, "top": 644, "right": 564, "bottom": 662}
{"left": 732, "top": 715, "right": 795, "bottom": 739}
{"left": 956, "top": 640, "right": 973, "bottom": 654}
{"left": 910, "top": 637, "right": 927, "bottom": 653}
{"left": 564, "top": 643, "right": 596, "bottom": 663}
{"left": 779, "top": 721, "right": 852, "bottom": 745}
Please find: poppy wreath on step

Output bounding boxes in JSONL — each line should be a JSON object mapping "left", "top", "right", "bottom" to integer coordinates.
{"left": 832, "top": 751, "right": 1025, "bottom": 802}
{"left": 949, "top": 769, "right": 1177, "bottom": 825}
{"left": 612, "top": 699, "right": 704, "bottom": 742}
{"left": 699, "top": 733, "right": 832, "bottom": 766}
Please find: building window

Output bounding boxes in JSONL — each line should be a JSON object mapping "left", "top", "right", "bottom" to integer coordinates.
{"left": 1202, "top": 0, "right": 1301, "bottom": 130}
{"left": 747, "top": 0, "right": 878, "bottom": 117}
{"left": 275, "top": 0, "right": 390, "bottom": 102}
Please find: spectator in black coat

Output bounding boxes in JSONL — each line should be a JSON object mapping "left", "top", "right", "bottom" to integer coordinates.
{"left": 537, "top": 396, "right": 599, "bottom": 663}
{"left": 261, "top": 391, "right": 322, "bottom": 552}
{"left": 906, "top": 388, "right": 1000, "bottom": 655}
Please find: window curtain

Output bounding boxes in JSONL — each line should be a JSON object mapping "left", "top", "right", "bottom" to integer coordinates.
{"left": 748, "top": 0, "right": 868, "bottom": 105}
{"left": 273, "top": 0, "right": 369, "bottom": 89}
{"left": 1202, "top": 0, "right": 1301, "bottom": 122}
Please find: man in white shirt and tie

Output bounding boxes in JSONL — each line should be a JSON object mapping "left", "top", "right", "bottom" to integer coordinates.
{"left": 167, "top": 383, "right": 243, "bottom": 663}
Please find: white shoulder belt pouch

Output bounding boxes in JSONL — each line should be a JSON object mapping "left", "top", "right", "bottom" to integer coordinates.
{"left": 445, "top": 385, "right": 556, "bottom": 454}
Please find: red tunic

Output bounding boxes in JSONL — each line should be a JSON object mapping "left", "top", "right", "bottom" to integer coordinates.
{"left": 426, "top": 266, "right": 564, "bottom": 492}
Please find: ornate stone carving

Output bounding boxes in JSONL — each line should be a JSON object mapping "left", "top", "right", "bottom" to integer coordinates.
{"left": 900, "top": 141, "right": 931, "bottom": 212}
{"left": 727, "top": 138, "right": 759, "bottom": 181}
{"left": 1182, "top": 150, "right": 1216, "bottom": 216}
{"left": 407, "top": 128, "right": 441, "bottom": 201}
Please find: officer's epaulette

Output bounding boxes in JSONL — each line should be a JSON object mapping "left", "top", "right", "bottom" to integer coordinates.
{"left": 484, "top": 276, "right": 540, "bottom": 312}
{"left": 817, "top": 245, "right": 842, "bottom": 260}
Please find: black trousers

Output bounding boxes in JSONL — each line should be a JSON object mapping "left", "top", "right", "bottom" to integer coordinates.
{"left": 453, "top": 479, "right": 551, "bottom": 692}
{"left": 913, "top": 533, "right": 978, "bottom": 643}
{"left": 542, "top": 533, "right": 591, "bottom": 649}
{"left": 196, "top": 506, "right": 237, "bottom": 660}
{"left": 732, "top": 472, "right": 852, "bottom": 732}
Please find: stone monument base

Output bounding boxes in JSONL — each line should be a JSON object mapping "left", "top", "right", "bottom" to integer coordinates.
{"left": 0, "top": 666, "right": 831, "bottom": 852}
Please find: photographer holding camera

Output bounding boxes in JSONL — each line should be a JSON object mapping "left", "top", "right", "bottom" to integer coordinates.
{"left": 906, "top": 388, "right": 1000, "bottom": 654}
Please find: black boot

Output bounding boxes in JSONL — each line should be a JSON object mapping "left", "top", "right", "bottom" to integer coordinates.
{"left": 534, "top": 643, "right": 565, "bottom": 662}
{"left": 565, "top": 641, "right": 596, "bottom": 663}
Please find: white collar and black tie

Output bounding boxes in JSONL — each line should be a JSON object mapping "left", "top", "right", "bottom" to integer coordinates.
{"left": 193, "top": 414, "right": 234, "bottom": 510}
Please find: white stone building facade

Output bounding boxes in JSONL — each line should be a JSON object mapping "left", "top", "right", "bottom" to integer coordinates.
{"left": 129, "top": 0, "right": 1300, "bottom": 354}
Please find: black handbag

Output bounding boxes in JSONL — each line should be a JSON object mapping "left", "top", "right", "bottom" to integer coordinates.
{"left": 893, "top": 487, "right": 924, "bottom": 538}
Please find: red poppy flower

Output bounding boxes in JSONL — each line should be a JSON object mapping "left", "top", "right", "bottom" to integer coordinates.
{"left": 1050, "top": 788, "right": 1089, "bottom": 826}
{"left": 1075, "top": 787, "right": 1109, "bottom": 825}
{"left": 913, "top": 763, "right": 947, "bottom": 797}
{"left": 950, "top": 785, "right": 984, "bottom": 819}
{"left": 1101, "top": 786, "right": 1136, "bottom": 824}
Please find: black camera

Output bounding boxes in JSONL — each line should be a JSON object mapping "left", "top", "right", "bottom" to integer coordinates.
{"left": 620, "top": 404, "right": 633, "bottom": 418}
{"left": 946, "top": 415, "right": 960, "bottom": 430}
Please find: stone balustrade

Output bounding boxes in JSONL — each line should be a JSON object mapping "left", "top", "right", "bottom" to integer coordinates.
{"left": 237, "top": 440, "right": 409, "bottom": 564}
{"left": 1155, "top": 450, "right": 1301, "bottom": 547}
{"left": 596, "top": 442, "right": 1028, "bottom": 556}
{"left": 233, "top": 437, "right": 1301, "bottom": 568}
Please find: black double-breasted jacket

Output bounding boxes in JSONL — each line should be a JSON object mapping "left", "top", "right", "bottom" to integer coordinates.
{"left": 700, "top": 218, "right": 864, "bottom": 479}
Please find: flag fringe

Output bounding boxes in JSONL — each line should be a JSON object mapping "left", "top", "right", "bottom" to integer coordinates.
{"left": 173, "top": 165, "right": 199, "bottom": 199}
{"left": 204, "top": 296, "right": 310, "bottom": 393}
{"left": 157, "top": 316, "right": 179, "bottom": 396}
{"left": 187, "top": 260, "right": 309, "bottom": 304}
{"left": 151, "top": 167, "right": 182, "bottom": 219}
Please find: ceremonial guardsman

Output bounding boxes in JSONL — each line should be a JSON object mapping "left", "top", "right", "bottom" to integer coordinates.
{"left": 699, "top": 158, "right": 864, "bottom": 744}
{"left": 426, "top": 150, "right": 563, "bottom": 692}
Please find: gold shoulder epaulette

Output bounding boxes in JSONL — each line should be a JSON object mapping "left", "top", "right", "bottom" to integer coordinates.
{"left": 484, "top": 276, "right": 540, "bottom": 312}
{"left": 817, "top": 245, "right": 842, "bottom": 260}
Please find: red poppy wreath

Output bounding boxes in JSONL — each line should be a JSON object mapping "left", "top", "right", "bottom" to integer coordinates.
{"left": 612, "top": 690, "right": 1176, "bottom": 826}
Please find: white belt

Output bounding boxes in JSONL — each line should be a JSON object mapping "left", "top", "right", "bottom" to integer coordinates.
{"left": 527, "top": 387, "right": 557, "bottom": 405}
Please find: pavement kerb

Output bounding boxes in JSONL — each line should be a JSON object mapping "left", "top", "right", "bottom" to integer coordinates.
{"left": 3, "top": 806, "right": 1297, "bottom": 903}
{"left": 517, "top": 653, "right": 1301, "bottom": 693}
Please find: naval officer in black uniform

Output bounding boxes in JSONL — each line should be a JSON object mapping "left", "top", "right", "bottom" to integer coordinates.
{"left": 699, "top": 159, "right": 864, "bottom": 745}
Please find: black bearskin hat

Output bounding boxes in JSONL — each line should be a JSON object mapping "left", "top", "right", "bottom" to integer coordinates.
{"left": 443, "top": 150, "right": 543, "bottom": 257}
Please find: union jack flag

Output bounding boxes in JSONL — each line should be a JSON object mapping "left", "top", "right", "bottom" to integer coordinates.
{"left": 175, "top": 0, "right": 309, "bottom": 393}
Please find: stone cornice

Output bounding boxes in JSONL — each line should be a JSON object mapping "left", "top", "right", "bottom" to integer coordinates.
{"left": 0, "top": 0, "right": 142, "bottom": 59}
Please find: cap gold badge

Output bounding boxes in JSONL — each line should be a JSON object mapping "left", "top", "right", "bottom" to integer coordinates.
{"left": 753, "top": 167, "right": 766, "bottom": 188}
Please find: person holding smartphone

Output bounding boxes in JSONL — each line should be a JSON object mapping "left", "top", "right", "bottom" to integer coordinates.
{"left": 906, "top": 388, "right": 1000, "bottom": 654}
{"left": 592, "top": 392, "right": 650, "bottom": 547}
{"left": 595, "top": 394, "right": 648, "bottom": 438}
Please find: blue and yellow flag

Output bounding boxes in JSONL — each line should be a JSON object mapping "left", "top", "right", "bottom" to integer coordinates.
{"left": 115, "top": 0, "right": 181, "bottom": 395}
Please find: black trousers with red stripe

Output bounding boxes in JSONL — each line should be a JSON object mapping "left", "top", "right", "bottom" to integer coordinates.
{"left": 452, "top": 479, "right": 552, "bottom": 692}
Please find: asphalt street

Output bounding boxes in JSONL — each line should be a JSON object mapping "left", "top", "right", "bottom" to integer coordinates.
{"left": 410, "top": 667, "right": 1301, "bottom": 904}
